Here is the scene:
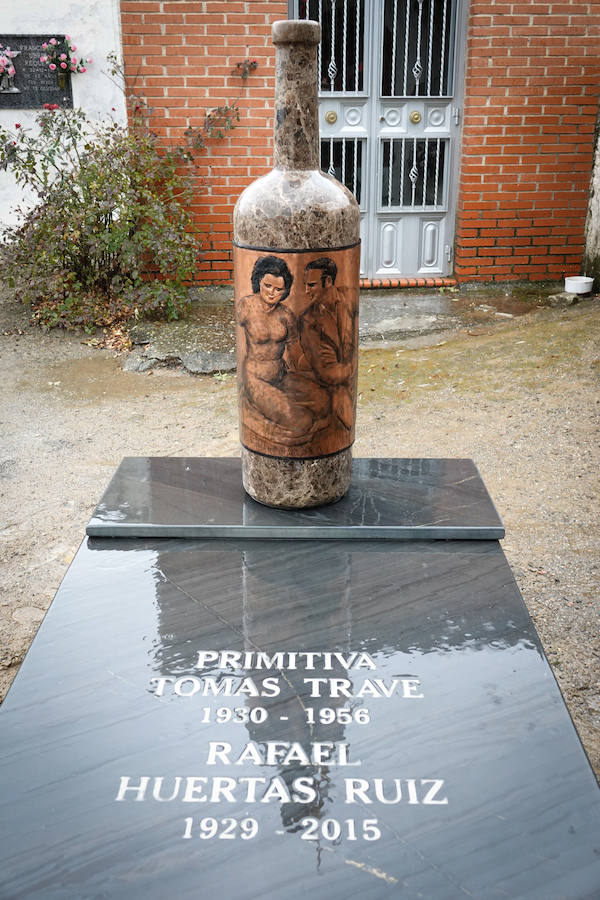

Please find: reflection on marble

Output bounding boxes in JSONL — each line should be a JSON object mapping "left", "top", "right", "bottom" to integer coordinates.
{"left": 86, "top": 457, "right": 504, "bottom": 539}
{"left": 1, "top": 538, "right": 599, "bottom": 898}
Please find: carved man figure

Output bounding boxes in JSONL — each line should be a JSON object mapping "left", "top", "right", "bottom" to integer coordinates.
{"left": 297, "top": 257, "right": 357, "bottom": 430}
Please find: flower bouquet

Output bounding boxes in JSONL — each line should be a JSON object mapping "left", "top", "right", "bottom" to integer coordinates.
{"left": 40, "top": 36, "right": 92, "bottom": 89}
{"left": 0, "top": 45, "right": 19, "bottom": 92}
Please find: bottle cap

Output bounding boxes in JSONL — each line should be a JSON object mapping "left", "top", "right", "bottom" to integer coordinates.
{"left": 272, "top": 20, "right": 321, "bottom": 45}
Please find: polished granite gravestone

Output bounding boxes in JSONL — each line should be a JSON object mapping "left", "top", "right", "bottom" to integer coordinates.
{"left": 1, "top": 520, "right": 600, "bottom": 897}
{"left": 86, "top": 457, "right": 504, "bottom": 539}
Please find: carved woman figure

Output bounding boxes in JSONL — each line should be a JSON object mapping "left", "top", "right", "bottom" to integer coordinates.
{"left": 237, "top": 256, "right": 330, "bottom": 444}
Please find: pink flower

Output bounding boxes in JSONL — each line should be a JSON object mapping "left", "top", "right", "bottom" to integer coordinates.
{"left": 8, "top": 66, "right": 15, "bottom": 76}
{"left": 42, "top": 42, "right": 48, "bottom": 49}
{"left": 87, "top": 58, "right": 92, "bottom": 64}
{"left": 49, "top": 63, "right": 56, "bottom": 70}
{"left": 60, "top": 62, "right": 67, "bottom": 69}
{"left": 40, "top": 55, "right": 47, "bottom": 62}
{"left": 80, "top": 66, "right": 86, "bottom": 72}
{"left": 15, "top": 123, "right": 21, "bottom": 128}
{"left": 49, "top": 38, "right": 57, "bottom": 45}
{"left": 65, "top": 35, "right": 71, "bottom": 41}
{"left": 60, "top": 53, "right": 67, "bottom": 60}
{"left": 70, "top": 65, "right": 76, "bottom": 72}
{"left": 71, "top": 56, "right": 77, "bottom": 63}
{"left": 70, "top": 44, "right": 77, "bottom": 51}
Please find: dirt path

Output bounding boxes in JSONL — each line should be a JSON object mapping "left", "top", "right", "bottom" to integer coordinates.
{"left": 1, "top": 297, "right": 599, "bottom": 774}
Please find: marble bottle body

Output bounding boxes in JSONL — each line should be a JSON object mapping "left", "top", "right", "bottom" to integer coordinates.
{"left": 233, "top": 20, "right": 361, "bottom": 508}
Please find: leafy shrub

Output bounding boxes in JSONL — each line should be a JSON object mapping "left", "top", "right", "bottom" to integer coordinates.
{"left": 0, "top": 106, "right": 200, "bottom": 331}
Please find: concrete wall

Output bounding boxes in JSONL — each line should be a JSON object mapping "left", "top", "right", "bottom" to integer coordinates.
{"left": 0, "top": 0, "right": 126, "bottom": 228}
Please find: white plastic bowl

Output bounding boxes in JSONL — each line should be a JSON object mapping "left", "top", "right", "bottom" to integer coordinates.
{"left": 565, "top": 276, "right": 593, "bottom": 294}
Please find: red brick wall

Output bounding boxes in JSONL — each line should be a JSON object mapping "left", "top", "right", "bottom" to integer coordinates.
{"left": 121, "top": 2, "right": 600, "bottom": 284}
{"left": 120, "top": 0, "right": 287, "bottom": 284}
{"left": 455, "top": 1, "right": 600, "bottom": 282}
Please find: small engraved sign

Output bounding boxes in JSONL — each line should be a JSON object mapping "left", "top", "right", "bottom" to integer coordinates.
{"left": 0, "top": 35, "right": 73, "bottom": 109}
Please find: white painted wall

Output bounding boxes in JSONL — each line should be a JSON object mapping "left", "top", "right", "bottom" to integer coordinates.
{"left": 0, "top": 0, "right": 126, "bottom": 228}
{"left": 583, "top": 105, "right": 600, "bottom": 281}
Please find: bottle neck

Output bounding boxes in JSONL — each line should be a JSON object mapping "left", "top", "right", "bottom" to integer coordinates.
{"left": 273, "top": 38, "right": 320, "bottom": 171}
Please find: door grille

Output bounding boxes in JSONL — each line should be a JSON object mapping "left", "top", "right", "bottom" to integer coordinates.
{"left": 320, "top": 137, "right": 365, "bottom": 206}
{"left": 382, "top": 0, "right": 454, "bottom": 97}
{"left": 381, "top": 137, "right": 447, "bottom": 208}
{"left": 299, "top": 0, "right": 365, "bottom": 93}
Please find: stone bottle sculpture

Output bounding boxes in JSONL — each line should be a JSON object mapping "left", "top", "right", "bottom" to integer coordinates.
{"left": 234, "top": 19, "right": 361, "bottom": 508}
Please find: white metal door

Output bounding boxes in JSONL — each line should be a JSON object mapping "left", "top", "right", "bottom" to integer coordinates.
{"left": 295, "top": 0, "right": 462, "bottom": 279}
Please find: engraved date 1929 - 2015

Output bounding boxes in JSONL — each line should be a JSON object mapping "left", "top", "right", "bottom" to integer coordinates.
{"left": 181, "top": 816, "right": 382, "bottom": 841}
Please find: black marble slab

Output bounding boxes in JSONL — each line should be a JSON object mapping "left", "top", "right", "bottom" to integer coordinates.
{"left": 86, "top": 457, "right": 505, "bottom": 539}
{"left": 1, "top": 536, "right": 599, "bottom": 898}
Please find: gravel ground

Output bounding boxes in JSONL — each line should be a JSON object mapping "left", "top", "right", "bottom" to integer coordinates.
{"left": 1, "top": 293, "right": 599, "bottom": 776}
